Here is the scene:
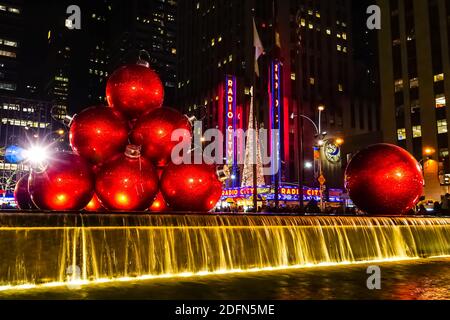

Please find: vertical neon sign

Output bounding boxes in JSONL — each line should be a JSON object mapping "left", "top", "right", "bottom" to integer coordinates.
{"left": 225, "top": 75, "right": 237, "bottom": 187}
{"left": 270, "top": 60, "right": 283, "bottom": 183}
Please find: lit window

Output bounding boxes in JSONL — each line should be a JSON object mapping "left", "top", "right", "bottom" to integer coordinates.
{"left": 412, "top": 125, "right": 422, "bottom": 138}
{"left": 309, "top": 77, "right": 315, "bottom": 85}
{"left": 2, "top": 40, "right": 17, "bottom": 47}
{"left": 228, "top": 54, "right": 232, "bottom": 62}
{"left": 0, "top": 82, "right": 16, "bottom": 91}
{"left": 308, "top": 23, "right": 313, "bottom": 29}
{"left": 338, "top": 84, "right": 343, "bottom": 92}
{"left": 300, "top": 19, "right": 306, "bottom": 27}
{"left": 394, "top": 79, "right": 403, "bottom": 92}
{"left": 8, "top": 7, "right": 20, "bottom": 14}
{"left": 326, "top": 29, "right": 331, "bottom": 35}
{"left": 342, "top": 33, "right": 347, "bottom": 40}
{"left": 211, "top": 38, "right": 215, "bottom": 46}
{"left": 337, "top": 45, "right": 342, "bottom": 51}
{"left": 171, "top": 48, "right": 176, "bottom": 54}
{"left": 308, "top": 10, "right": 313, "bottom": 15}
{"left": 218, "top": 36, "right": 222, "bottom": 42}
{"left": 343, "top": 47, "right": 347, "bottom": 53}
{"left": 437, "top": 119, "right": 448, "bottom": 134}
{"left": 0, "top": 5, "right": 6, "bottom": 11}
{"left": 397, "top": 128, "right": 406, "bottom": 141}
{"left": 315, "top": 12, "right": 321, "bottom": 18}
{"left": 337, "top": 33, "right": 341, "bottom": 38}
{"left": 196, "top": 2, "right": 200, "bottom": 9}
{"left": 434, "top": 73, "right": 444, "bottom": 82}
{"left": 436, "top": 94, "right": 446, "bottom": 108}
{"left": 0, "top": 50, "right": 16, "bottom": 58}
{"left": 409, "top": 77, "right": 419, "bottom": 88}
{"left": 291, "top": 73, "right": 296, "bottom": 81}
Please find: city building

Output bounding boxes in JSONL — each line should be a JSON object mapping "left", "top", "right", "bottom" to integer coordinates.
{"left": 378, "top": 0, "right": 450, "bottom": 199}
{"left": 0, "top": 0, "right": 23, "bottom": 95}
{"left": 177, "top": 0, "right": 378, "bottom": 196}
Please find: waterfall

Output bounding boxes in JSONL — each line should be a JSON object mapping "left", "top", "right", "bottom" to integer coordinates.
{"left": 0, "top": 214, "right": 450, "bottom": 290}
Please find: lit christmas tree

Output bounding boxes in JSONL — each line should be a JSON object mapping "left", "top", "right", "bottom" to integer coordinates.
{"left": 241, "top": 95, "right": 265, "bottom": 187}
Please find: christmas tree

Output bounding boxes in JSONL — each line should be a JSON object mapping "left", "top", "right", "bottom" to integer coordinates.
{"left": 241, "top": 95, "right": 265, "bottom": 187}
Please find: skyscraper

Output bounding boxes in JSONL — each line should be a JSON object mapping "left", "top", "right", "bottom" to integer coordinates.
{"left": 0, "top": 0, "right": 23, "bottom": 95}
{"left": 378, "top": 0, "right": 450, "bottom": 199}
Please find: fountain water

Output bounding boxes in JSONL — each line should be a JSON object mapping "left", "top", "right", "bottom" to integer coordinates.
{"left": 0, "top": 214, "right": 449, "bottom": 290}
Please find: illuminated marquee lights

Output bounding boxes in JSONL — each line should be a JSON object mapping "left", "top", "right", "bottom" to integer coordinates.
{"left": 225, "top": 75, "right": 237, "bottom": 186}
{"left": 269, "top": 61, "right": 283, "bottom": 182}
{"left": 221, "top": 186, "right": 343, "bottom": 202}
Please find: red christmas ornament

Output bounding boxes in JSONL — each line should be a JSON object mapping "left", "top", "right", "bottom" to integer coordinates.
{"left": 95, "top": 145, "right": 159, "bottom": 211}
{"left": 106, "top": 62, "right": 164, "bottom": 120}
{"left": 69, "top": 106, "right": 129, "bottom": 165}
{"left": 14, "top": 173, "right": 36, "bottom": 210}
{"left": 149, "top": 192, "right": 169, "bottom": 212}
{"left": 160, "top": 163, "right": 229, "bottom": 212}
{"left": 130, "top": 107, "right": 193, "bottom": 166}
{"left": 29, "top": 153, "right": 95, "bottom": 211}
{"left": 84, "top": 194, "right": 104, "bottom": 212}
{"left": 345, "top": 143, "right": 424, "bottom": 215}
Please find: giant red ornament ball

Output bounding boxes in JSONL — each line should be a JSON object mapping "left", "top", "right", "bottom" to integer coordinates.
{"left": 344, "top": 143, "right": 424, "bottom": 215}
{"left": 69, "top": 106, "right": 129, "bottom": 165}
{"left": 106, "top": 63, "right": 164, "bottom": 120}
{"left": 14, "top": 173, "right": 36, "bottom": 210}
{"left": 95, "top": 145, "right": 159, "bottom": 211}
{"left": 130, "top": 107, "right": 192, "bottom": 166}
{"left": 84, "top": 194, "right": 104, "bottom": 212}
{"left": 160, "top": 163, "right": 228, "bottom": 212}
{"left": 29, "top": 153, "right": 95, "bottom": 211}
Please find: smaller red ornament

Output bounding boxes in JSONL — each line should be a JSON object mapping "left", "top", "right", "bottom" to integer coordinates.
{"left": 14, "top": 174, "right": 36, "bottom": 210}
{"left": 149, "top": 192, "right": 169, "bottom": 212}
{"left": 130, "top": 107, "right": 193, "bottom": 166}
{"left": 84, "top": 194, "right": 104, "bottom": 212}
{"left": 69, "top": 106, "right": 129, "bottom": 165}
{"left": 29, "top": 153, "right": 95, "bottom": 211}
{"left": 95, "top": 145, "right": 159, "bottom": 211}
{"left": 160, "top": 163, "right": 229, "bottom": 212}
{"left": 345, "top": 143, "right": 424, "bottom": 215}
{"left": 106, "top": 62, "right": 164, "bottom": 120}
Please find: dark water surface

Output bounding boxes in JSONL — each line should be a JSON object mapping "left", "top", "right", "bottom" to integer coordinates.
{"left": 1, "top": 258, "right": 449, "bottom": 300}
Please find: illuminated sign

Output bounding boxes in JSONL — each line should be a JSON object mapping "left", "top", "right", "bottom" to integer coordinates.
{"left": 224, "top": 75, "right": 237, "bottom": 187}
{"left": 221, "top": 186, "right": 343, "bottom": 202}
{"left": 269, "top": 61, "right": 283, "bottom": 182}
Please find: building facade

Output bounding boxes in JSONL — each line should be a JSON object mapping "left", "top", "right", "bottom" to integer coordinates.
{"left": 177, "top": 0, "right": 378, "bottom": 190}
{"left": 378, "top": 0, "right": 450, "bottom": 199}
{"left": 0, "top": 0, "right": 23, "bottom": 95}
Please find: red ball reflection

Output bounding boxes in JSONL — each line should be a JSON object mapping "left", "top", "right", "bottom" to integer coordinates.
{"left": 29, "top": 153, "right": 95, "bottom": 211}
{"left": 69, "top": 106, "right": 129, "bottom": 165}
{"left": 106, "top": 64, "right": 164, "bottom": 120}
{"left": 130, "top": 107, "right": 192, "bottom": 166}
{"left": 14, "top": 173, "right": 36, "bottom": 210}
{"left": 84, "top": 194, "right": 104, "bottom": 212}
{"left": 160, "top": 163, "right": 223, "bottom": 212}
{"left": 344, "top": 143, "right": 424, "bottom": 215}
{"left": 95, "top": 146, "right": 159, "bottom": 211}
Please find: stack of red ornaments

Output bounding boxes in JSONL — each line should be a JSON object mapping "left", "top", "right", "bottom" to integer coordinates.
{"left": 15, "top": 60, "right": 228, "bottom": 212}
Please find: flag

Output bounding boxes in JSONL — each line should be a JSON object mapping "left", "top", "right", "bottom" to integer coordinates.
{"left": 253, "top": 18, "right": 264, "bottom": 77}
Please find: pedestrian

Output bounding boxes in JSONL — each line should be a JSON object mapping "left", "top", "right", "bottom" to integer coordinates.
{"left": 433, "top": 201, "right": 442, "bottom": 216}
